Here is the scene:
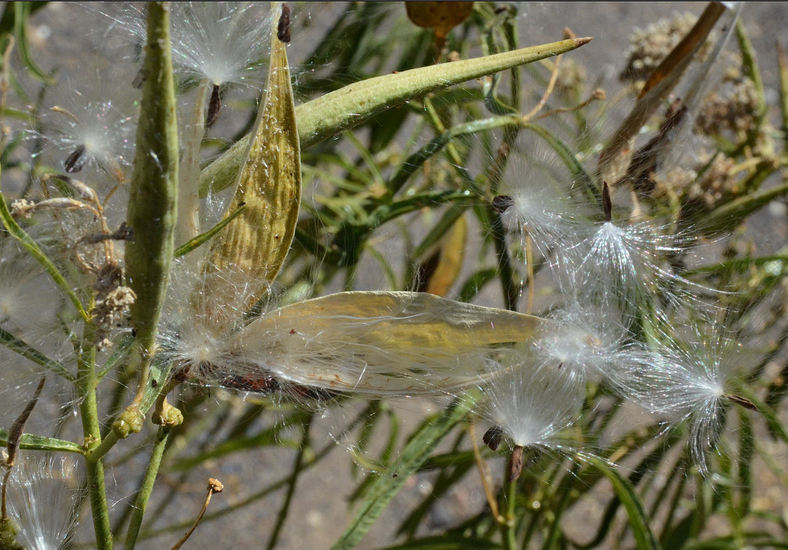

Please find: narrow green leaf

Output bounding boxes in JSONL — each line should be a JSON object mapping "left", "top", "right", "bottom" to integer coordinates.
{"left": 684, "top": 254, "right": 788, "bottom": 276}
{"left": 174, "top": 204, "right": 246, "bottom": 258}
{"left": 735, "top": 20, "right": 766, "bottom": 124}
{"left": 736, "top": 387, "right": 788, "bottom": 445}
{"left": 661, "top": 505, "right": 694, "bottom": 549}
{"left": 387, "top": 115, "right": 521, "bottom": 196}
{"left": 397, "top": 450, "right": 474, "bottom": 538}
{"left": 123, "top": 426, "right": 169, "bottom": 550}
{"left": 97, "top": 333, "right": 135, "bottom": 380}
{"left": 579, "top": 454, "right": 660, "bottom": 550}
{"left": 411, "top": 204, "right": 470, "bottom": 267}
{"left": 13, "top": 3, "right": 54, "bottom": 84}
{"left": 0, "top": 2, "right": 47, "bottom": 36}
{"left": 0, "top": 325, "right": 73, "bottom": 380}
{"left": 699, "top": 180, "right": 788, "bottom": 236}
{"left": 200, "top": 37, "right": 592, "bottom": 196}
{"left": 372, "top": 190, "right": 472, "bottom": 227}
{"left": 457, "top": 268, "right": 499, "bottom": 302}
{"left": 332, "top": 392, "right": 479, "bottom": 549}
{"left": 170, "top": 411, "right": 307, "bottom": 471}
{"left": 735, "top": 407, "right": 753, "bottom": 517}
{"left": 352, "top": 402, "right": 384, "bottom": 478}
{"left": 0, "top": 428, "right": 84, "bottom": 454}
{"left": 0, "top": 189, "right": 89, "bottom": 321}
{"left": 684, "top": 534, "right": 788, "bottom": 549}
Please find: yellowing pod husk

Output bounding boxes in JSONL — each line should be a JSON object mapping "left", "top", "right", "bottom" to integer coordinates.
{"left": 229, "top": 291, "right": 544, "bottom": 396}
{"left": 200, "top": 3, "right": 299, "bottom": 318}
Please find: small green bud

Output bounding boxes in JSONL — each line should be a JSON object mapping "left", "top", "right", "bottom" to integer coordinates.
{"left": 113, "top": 407, "right": 145, "bottom": 438}
{"left": 153, "top": 399, "right": 183, "bottom": 427}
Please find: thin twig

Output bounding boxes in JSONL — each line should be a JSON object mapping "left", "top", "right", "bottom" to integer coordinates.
{"left": 469, "top": 422, "right": 503, "bottom": 523}
{"left": 266, "top": 415, "right": 312, "bottom": 550}
{"left": 522, "top": 52, "right": 561, "bottom": 122}
{"left": 169, "top": 478, "right": 224, "bottom": 550}
{"left": 536, "top": 88, "right": 605, "bottom": 120}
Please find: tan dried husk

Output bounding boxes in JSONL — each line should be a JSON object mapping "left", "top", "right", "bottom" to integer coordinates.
{"left": 229, "top": 291, "right": 547, "bottom": 396}
{"left": 200, "top": 2, "right": 300, "bottom": 318}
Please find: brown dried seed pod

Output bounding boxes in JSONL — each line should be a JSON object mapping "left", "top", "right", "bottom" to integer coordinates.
{"left": 277, "top": 4, "right": 291, "bottom": 43}
{"left": 509, "top": 445, "right": 525, "bottom": 481}
{"left": 205, "top": 84, "right": 222, "bottom": 128}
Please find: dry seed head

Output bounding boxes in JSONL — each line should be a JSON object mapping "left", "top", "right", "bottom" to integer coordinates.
{"left": 533, "top": 302, "right": 627, "bottom": 384}
{"left": 620, "top": 12, "right": 704, "bottom": 87}
{"left": 478, "top": 350, "right": 584, "bottom": 453}
{"left": 687, "top": 154, "right": 738, "bottom": 208}
{"left": 98, "top": 3, "right": 273, "bottom": 88}
{"left": 696, "top": 78, "right": 760, "bottom": 136}
{"left": 38, "top": 73, "right": 136, "bottom": 185}
{"left": 610, "top": 327, "right": 742, "bottom": 474}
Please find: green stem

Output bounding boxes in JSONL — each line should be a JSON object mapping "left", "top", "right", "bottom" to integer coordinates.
{"left": 265, "top": 415, "right": 313, "bottom": 550}
{"left": 79, "top": 322, "right": 112, "bottom": 550}
{"left": 124, "top": 427, "right": 170, "bottom": 550}
{"left": 488, "top": 205, "right": 519, "bottom": 311}
{"left": 87, "top": 431, "right": 119, "bottom": 464}
{"left": 501, "top": 453, "right": 518, "bottom": 550}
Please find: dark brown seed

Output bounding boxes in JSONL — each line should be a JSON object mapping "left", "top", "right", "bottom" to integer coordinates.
{"left": 491, "top": 194, "right": 514, "bottom": 214}
{"left": 277, "top": 4, "right": 291, "bottom": 43}
{"left": 206, "top": 84, "right": 221, "bottom": 128}
{"left": 509, "top": 445, "right": 524, "bottom": 481}
{"left": 482, "top": 426, "right": 504, "bottom": 451}
{"left": 726, "top": 394, "right": 757, "bottom": 411}
{"left": 64, "top": 145, "right": 86, "bottom": 173}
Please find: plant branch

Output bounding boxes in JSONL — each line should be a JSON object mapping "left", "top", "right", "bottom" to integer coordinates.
{"left": 124, "top": 426, "right": 170, "bottom": 550}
